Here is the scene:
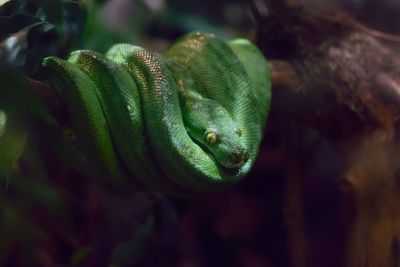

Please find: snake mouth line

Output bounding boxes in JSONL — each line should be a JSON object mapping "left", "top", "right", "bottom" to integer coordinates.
{"left": 187, "top": 135, "right": 248, "bottom": 170}
{"left": 224, "top": 149, "right": 249, "bottom": 168}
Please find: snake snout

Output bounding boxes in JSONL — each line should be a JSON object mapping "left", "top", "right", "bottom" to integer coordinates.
{"left": 229, "top": 149, "right": 249, "bottom": 168}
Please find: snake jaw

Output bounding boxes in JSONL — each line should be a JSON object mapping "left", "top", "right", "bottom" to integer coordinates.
{"left": 224, "top": 148, "right": 249, "bottom": 168}
{"left": 211, "top": 136, "right": 249, "bottom": 169}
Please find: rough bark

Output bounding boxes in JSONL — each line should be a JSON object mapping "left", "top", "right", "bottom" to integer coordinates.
{"left": 257, "top": 7, "right": 400, "bottom": 267}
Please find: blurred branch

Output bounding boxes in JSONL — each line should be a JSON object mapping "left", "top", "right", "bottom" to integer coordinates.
{"left": 268, "top": 60, "right": 300, "bottom": 89}
{"left": 245, "top": 0, "right": 269, "bottom": 24}
{"left": 245, "top": 0, "right": 305, "bottom": 24}
{"left": 258, "top": 8, "right": 400, "bottom": 267}
{"left": 25, "top": 77, "right": 68, "bottom": 124}
{"left": 283, "top": 154, "right": 307, "bottom": 267}
{"left": 305, "top": 8, "right": 400, "bottom": 43}
{"left": 267, "top": 0, "right": 304, "bottom": 12}
{"left": 340, "top": 133, "right": 400, "bottom": 267}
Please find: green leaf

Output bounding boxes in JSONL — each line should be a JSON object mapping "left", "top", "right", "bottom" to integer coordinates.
{"left": 0, "top": 69, "right": 56, "bottom": 125}
{"left": 0, "top": 110, "right": 28, "bottom": 181}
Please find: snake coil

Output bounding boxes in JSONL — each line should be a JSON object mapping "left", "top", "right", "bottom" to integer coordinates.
{"left": 40, "top": 32, "right": 271, "bottom": 195}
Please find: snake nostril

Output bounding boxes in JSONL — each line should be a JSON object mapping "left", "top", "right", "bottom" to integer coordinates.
{"left": 234, "top": 149, "right": 249, "bottom": 164}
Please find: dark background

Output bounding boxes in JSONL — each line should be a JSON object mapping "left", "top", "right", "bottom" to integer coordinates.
{"left": 1, "top": 0, "right": 400, "bottom": 266}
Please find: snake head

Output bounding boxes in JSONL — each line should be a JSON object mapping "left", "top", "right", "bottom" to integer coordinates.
{"left": 203, "top": 128, "right": 248, "bottom": 168}
{"left": 183, "top": 98, "right": 249, "bottom": 169}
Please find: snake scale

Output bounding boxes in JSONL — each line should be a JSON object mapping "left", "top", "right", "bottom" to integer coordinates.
{"left": 40, "top": 32, "right": 271, "bottom": 195}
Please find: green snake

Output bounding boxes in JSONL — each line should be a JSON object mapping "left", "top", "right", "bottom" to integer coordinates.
{"left": 40, "top": 32, "right": 271, "bottom": 195}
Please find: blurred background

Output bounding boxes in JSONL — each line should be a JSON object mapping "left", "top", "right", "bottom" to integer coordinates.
{"left": 1, "top": 0, "right": 400, "bottom": 266}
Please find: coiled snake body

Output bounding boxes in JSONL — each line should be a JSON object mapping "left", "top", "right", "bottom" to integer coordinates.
{"left": 41, "top": 32, "right": 271, "bottom": 195}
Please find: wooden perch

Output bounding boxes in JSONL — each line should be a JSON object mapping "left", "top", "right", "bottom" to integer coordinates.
{"left": 254, "top": 7, "right": 400, "bottom": 267}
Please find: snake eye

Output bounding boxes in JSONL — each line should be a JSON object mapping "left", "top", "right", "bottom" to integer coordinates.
{"left": 236, "top": 128, "right": 242, "bottom": 137}
{"left": 206, "top": 131, "right": 218, "bottom": 144}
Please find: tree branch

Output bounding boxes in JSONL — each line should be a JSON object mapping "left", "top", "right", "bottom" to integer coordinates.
{"left": 268, "top": 60, "right": 300, "bottom": 89}
{"left": 257, "top": 8, "right": 400, "bottom": 267}
{"left": 245, "top": 0, "right": 269, "bottom": 24}
{"left": 25, "top": 77, "right": 68, "bottom": 125}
